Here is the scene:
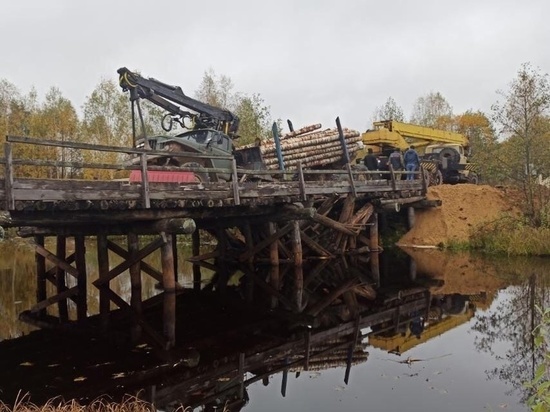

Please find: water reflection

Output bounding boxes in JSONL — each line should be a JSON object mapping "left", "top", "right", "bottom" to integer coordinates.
{"left": 0, "top": 241, "right": 547, "bottom": 411}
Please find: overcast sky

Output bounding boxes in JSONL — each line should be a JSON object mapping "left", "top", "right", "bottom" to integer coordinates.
{"left": 2, "top": 0, "right": 549, "bottom": 133}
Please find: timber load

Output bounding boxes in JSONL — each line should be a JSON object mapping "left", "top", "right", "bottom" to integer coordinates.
{"left": 243, "top": 123, "right": 362, "bottom": 170}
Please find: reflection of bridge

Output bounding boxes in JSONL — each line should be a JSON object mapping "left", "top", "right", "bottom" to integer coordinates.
{"left": 0, "top": 260, "right": 432, "bottom": 409}
{"left": 0, "top": 136, "right": 438, "bottom": 348}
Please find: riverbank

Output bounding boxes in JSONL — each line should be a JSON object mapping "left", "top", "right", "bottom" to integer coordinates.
{"left": 397, "top": 184, "right": 522, "bottom": 253}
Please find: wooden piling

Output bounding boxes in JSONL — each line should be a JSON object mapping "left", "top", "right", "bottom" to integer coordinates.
{"left": 192, "top": 229, "right": 201, "bottom": 291}
{"left": 97, "top": 234, "right": 110, "bottom": 329}
{"left": 55, "top": 236, "right": 69, "bottom": 322}
{"left": 34, "top": 235, "right": 46, "bottom": 319}
{"left": 268, "top": 222, "right": 279, "bottom": 266}
{"left": 75, "top": 235, "right": 87, "bottom": 322}
{"left": 128, "top": 233, "right": 142, "bottom": 340}
{"left": 160, "top": 233, "right": 176, "bottom": 348}
{"left": 407, "top": 206, "right": 416, "bottom": 229}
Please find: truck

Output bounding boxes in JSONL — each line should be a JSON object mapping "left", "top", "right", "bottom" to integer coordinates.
{"left": 359, "top": 120, "right": 478, "bottom": 185}
{"left": 118, "top": 67, "right": 264, "bottom": 182}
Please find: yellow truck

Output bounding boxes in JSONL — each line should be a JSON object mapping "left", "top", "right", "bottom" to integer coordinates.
{"left": 358, "top": 120, "right": 478, "bottom": 185}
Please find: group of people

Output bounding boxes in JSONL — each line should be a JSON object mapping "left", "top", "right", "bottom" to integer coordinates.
{"left": 363, "top": 145, "right": 420, "bottom": 181}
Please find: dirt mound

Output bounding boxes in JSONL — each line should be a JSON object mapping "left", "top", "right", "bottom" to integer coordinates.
{"left": 397, "top": 184, "right": 520, "bottom": 246}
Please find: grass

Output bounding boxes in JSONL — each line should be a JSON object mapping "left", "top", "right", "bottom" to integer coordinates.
{"left": 0, "top": 394, "right": 171, "bottom": 412}
{"left": 443, "top": 215, "right": 550, "bottom": 256}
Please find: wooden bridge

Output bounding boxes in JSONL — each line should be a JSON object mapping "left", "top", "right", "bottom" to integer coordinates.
{"left": 0, "top": 135, "right": 432, "bottom": 349}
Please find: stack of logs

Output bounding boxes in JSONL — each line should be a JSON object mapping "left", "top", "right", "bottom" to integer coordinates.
{"left": 244, "top": 124, "right": 362, "bottom": 170}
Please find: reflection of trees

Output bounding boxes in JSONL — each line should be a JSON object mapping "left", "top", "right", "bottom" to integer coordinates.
{"left": 472, "top": 272, "right": 550, "bottom": 400}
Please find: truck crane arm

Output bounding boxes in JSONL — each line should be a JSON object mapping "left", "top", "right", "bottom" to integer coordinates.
{"left": 117, "top": 67, "right": 239, "bottom": 136}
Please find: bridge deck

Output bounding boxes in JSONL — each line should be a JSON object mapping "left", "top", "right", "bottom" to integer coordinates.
{"left": 0, "top": 135, "right": 427, "bottom": 228}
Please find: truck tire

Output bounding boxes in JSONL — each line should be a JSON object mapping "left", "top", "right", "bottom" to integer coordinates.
{"left": 433, "top": 170, "right": 443, "bottom": 185}
{"left": 182, "top": 162, "right": 210, "bottom": 183}
{"left": 468, "top": 172, "right": 479, "bottom": 185}
{"left": 438, "top": 147, "right": 460, "bottom": 166}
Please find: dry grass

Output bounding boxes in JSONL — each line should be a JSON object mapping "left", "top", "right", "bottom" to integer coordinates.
{"left": 0, "top": 393, "right": 194, "bottom": 412}
{"left": 470, "top": 216, "right": 550, "bottom": 256}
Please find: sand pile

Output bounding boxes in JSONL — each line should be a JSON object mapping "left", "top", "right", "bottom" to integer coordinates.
{"left": 397, "top": 184, "right": 520, "bottom": 247}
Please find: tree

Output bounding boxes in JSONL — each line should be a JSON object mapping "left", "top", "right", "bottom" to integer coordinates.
{"left": 492, "top": 63, "right": 550, "bottom": 224}
{"left": 233, "top": 93, "right": 272, "bottom": 145}
{"left": 195, "top": 69, "right": 274, "bottom": 145}
{"left": 372, "top": 97, "right": 404, "bottom": 123}
{"left": 410, "top": 92, "right": 453, "bottom": 128}
{"left": 454, "top": 110, "right": 499, "bottom": 183}
{"left": 81, "top": 79, "right": 132, "bottom": 179}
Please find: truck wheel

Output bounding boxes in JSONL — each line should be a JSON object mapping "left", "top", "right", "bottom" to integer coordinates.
{"left": 422, "top": 168, "right": 431, "bottom": 186}
{"left": 468, "top": 172, "right": 479, "bottom": 185}
{"left": 438, "top": 147, "right": 460, "bottom": 165}
{"left": 433, "top": 170, "right": 443, "bottom": 185}
{"left": 183, "top": 162, "right": 209, "bottom": 183}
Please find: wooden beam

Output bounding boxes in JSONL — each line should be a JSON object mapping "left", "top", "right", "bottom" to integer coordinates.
{"left": 238, "top": 223, "right": 293, "bottom": 262}
{"left": 311, "top": 213, "right": 355, "bottom": 236}
{"left": 30, "top": 286, "right": 79, "bottom": 313}
{"left": 107, "top": 240, "right": 163, "bottom": 283}
{"left": 161, "top": 233, "right": 176, "bottom": 348}
{"left": 34, "top": 235, "right": 47, "bottom": 318}
{"left": 75, "top": 235, "right": 87, "bottom": 321}
{"left": 192, "top": 229, "right": 201, "bottom": 291}
{"left": 34, "top": 241, "right": 79, "bottom": 278}
{"left": 55, "top": 236, "right": 69, "bottom": 322}
{"left": 97, "top": 234, "right": 110, "bottom": 329}
{"left": 128, "top": 232, "right": 142, "bottom": 340}
{"left": 4, "top": 142, "right": 14, "bottom": 210}
{"left": 93, "top": 237, "right": 165, "bottom": 287}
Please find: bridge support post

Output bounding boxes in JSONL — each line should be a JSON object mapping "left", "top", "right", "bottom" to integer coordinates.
{"left": 97, "top": 234, "right": 110, "bottom": 330}
{"left": 161, "top": 232, "right": 176, "bottom": 349}
{"left": 192, "top": 229, "right": 202, "bottom": 291}
{"left": 128, "top": 232, "right": 142, "bottom": 342}
{"left": 407, "top": 206, "right": 416, "bottom": 229}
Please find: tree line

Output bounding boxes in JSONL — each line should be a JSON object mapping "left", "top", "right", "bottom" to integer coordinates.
{"left": 373, "top": 63, "right": 550, "bottom": 225}
{"left": 1, "top": 63, "right": 549, "bottom": 224}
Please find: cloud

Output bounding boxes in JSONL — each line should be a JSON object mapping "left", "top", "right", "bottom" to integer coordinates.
{"left": 1, "top": 0, "right": 548, "bottom": 132}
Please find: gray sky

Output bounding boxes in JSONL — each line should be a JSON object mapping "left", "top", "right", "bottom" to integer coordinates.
{"left": 2, "top": 0, "right": 549, "bottom": 132}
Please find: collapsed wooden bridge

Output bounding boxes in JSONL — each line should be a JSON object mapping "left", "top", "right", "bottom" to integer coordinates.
{"left": 0, "top": 135, "right": 434, "bottom": 349}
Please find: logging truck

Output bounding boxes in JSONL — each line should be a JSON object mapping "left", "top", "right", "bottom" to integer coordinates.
{"left": 358, "top": 120, "right": 478, "bottom": 185}
{"left": 118, "top": 68, "right": 360, "bottom": 183}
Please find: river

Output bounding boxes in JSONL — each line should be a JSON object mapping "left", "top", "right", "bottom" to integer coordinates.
{"left": 0, "top": 238, "right": 548, "bottom": 411}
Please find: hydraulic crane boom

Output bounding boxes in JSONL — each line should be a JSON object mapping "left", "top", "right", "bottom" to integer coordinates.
{"left": 117, "top": 67, "right": 239, "bottom": 136}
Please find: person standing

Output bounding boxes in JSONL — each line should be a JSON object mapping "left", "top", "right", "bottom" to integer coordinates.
{"left": 363, "top": 148, "right": 379, "bottom": 179}
{"left": 403, "top": 145, "right": 420, "bottom": 181}
{"left": 389, "top": 148, "right": 404, "bottom": 172}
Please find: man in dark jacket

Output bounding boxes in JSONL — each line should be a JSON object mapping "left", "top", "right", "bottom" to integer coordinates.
{"left": 389, "top": 148, "right": 404, "bottom": 171}
{"left": 403, "top": 145, "right": 420, "bottom": 181}
{"left": 363, "top": 148, "right": 379, "bottom": 179}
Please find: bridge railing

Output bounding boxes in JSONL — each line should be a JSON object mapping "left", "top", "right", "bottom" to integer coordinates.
{"left": 1, "top": 135, "right": 426, "bottom": 211}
